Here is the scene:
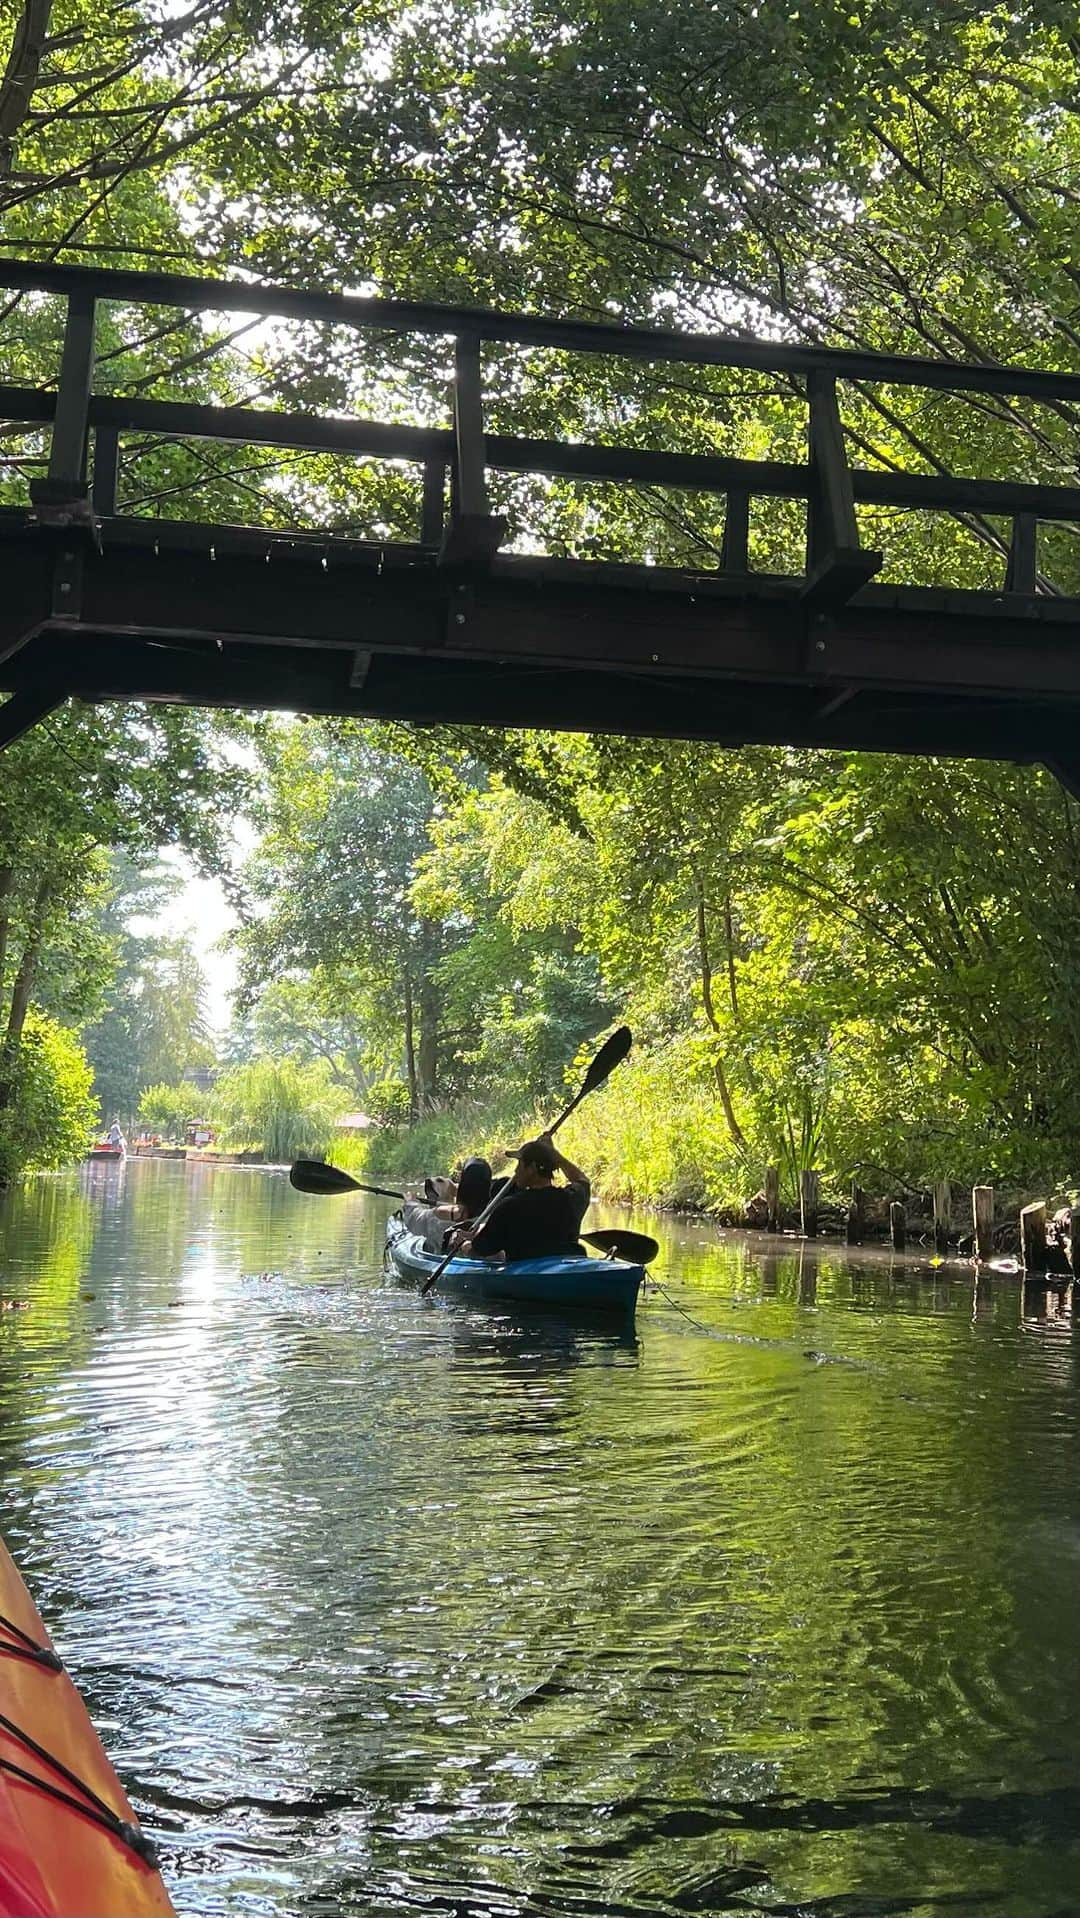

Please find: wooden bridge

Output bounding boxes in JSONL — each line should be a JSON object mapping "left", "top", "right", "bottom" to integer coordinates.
{"left": 2, "top": 260, "right": 1080, "bottom": 787}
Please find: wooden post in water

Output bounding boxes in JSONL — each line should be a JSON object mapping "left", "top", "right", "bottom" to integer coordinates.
{"left": 972, "top": 1185, "right": 994, "bottom": 1262}
{"left": 765, "top": 1164, "right": 780, "bottom": 1233}
{"left": 933, "top": 1180, "right": 951, "bottom": 1253}
{"left": 1069, "top": 1207, "right": 1080, "bottom": 1280}
{"left": 846, "top": 1182, "right": 864, "bottom": 1244}
{"left": 889, "top": 1201, "right": 906, "bottom": 1250}
{"left": 800, "top": 1168, "right": 819, "bottom": 1238}
{"left": 1020, "top": 1201, "right": 1048, "bottom": 1275}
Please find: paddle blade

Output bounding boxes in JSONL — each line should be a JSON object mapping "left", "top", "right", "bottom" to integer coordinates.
{"left": 290, "top": 1160, "right": 363, "bottom": 1196}
{"left": 579, "top": 1025, "right": 632, "bottom": 1096}
{"left": 582, "top": 1228, "right": 659, "bottom": 1265}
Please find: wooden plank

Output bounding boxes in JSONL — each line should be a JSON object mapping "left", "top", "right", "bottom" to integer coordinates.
{"left": 972, "top": 1185, "right": 994, "bottom": 1262}
{"left": 2, "top": 384, "right": 1080, "bottom": 524}
{"left": 7, "top": 259, "right": 1080, "bottom": 402}
{"left": 1020, "top": 1201, "right": 1048, "bottom": 1274}
{"left": 800, "top": 1168, "right": 819, "bottom": 1238}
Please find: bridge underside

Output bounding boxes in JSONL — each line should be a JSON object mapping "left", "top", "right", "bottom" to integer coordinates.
{"left": 3, "top": 513, "right": 1080, "bottom": 786}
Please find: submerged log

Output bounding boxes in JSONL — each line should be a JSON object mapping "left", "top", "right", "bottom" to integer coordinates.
{"left": 933, "top": 1180, "right": 951, "bottom": 1253}
{"left": 846, "top": 1182, "right": 865, "bottom": 1244}
{"left": 1020, "top": 1201, "right": 1048, "bottom": 1275}
{"left": 800, "top": 1168, "right": 820, "bottom": 1238}
{"left": 972, "top": 1185, "right": 994, "bottom": 1263}
{"left": 765, "top": 1164, "right": 780, "bottom": 1233}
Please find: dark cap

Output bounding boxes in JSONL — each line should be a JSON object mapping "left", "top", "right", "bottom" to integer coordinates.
{"left": 509, "top": 1137, "right": 558, "bottom": 1178}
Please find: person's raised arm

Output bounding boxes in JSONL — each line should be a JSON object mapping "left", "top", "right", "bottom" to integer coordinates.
{"left": 544, "top": 1134, "right": 590, "bottom": 1190}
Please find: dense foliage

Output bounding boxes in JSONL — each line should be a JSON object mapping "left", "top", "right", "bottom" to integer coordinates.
{"left": 232, "top": 720, "right": 1080, "bottom": 1206}
{"left": 0, "top": 1009, "right": 97, "bottom": 1185}
{"left": 0, "top": 704, "right": 250, "bottom": 1178}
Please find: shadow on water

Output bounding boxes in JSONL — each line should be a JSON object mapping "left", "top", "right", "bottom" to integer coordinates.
{"left": 0, "top": 1163, "right": 1078, "bottom": 1918}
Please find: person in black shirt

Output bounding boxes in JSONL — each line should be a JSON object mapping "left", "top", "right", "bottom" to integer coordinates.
{"left": 403, "top": 1156, "right": 493, "bottom": 1252}
{"left": 459, "top": 1135, "right": 590, "bottom": 1261}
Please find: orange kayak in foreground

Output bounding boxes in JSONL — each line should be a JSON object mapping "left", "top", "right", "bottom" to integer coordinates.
{"left": 0, "top": 1538, "right": 173, "bottom": 1917}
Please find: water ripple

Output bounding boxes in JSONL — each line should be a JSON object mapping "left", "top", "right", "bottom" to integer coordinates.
{"left": 0, "top": 1165, "right": 1075, "bottom": 1917}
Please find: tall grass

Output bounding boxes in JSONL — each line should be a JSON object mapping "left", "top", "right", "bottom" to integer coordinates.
{"left": 336, "top": 1046, "right": 760, "bottom": 1212}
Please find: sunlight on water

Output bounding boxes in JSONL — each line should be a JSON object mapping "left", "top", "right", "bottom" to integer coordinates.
{"left": 0, "top": 1160, "right": 1077, "bottom": 1916}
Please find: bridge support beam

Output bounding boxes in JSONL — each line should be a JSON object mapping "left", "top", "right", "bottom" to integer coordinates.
{"left": 440, "top": 333, "right": 507, "bottom": 567}
{"left": 802, "top": 371, "right": 883, "bottom": 608}
{"left": 29, "top": 290, "right": 97, "bottom": 530}
{"left": 0, "top": 690, "right": 68, "bottom": 753}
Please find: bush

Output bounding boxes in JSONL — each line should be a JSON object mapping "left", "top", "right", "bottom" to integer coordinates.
{"left": 0, "top": 1011, "right": 98, "bottom": 1185}
{"left": 363, "top": 1077, "right": 412, "bottom": 1126}
{"left": 137, "top": 1081, "right": 194, "bottom": 1139}
{"left": 211, "top": 1056, "right": 349, "bottom": 1162}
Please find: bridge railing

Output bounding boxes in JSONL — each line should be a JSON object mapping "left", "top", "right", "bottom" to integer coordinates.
{"left": 2, "top": 259, "right": 1080, "bottom": 604}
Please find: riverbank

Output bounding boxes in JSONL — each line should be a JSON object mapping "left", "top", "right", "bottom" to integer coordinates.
{"left": 341, "top": 1050, "right": 1080, "bottom": 1255}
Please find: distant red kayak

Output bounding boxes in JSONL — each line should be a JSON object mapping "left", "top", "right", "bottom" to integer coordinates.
{"left": 0, "top": 1539, "right": 173, "bottom": 1917}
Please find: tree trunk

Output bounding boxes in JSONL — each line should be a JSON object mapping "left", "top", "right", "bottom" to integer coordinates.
{"left": 403, "top": 967, "right": 419, "bottom": 1123}
{"left": 722, "top": 886, "right": 739, "bottom": 1022}
{"left": 695, "top": 882, "right": 748, "bottom": 1155}
{"left": 416, "top": 970, "right": 440, "bottom": 1114}
{"left": 0, "top": 0, "right": 54, "bottom": 161}
{"left": 0, "top": 874, "right": 51, "bottom": 1111}
{"left": 5, "top": 874, "right": 50, "bottom": 1051}
{"left": 0, "top": 866, "right": 14, "bottom": 999}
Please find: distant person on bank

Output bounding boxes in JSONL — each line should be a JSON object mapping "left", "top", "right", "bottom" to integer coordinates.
{"left": 457, "top": 1135, "right": 590, "bottom": 1261}
{"left": 403, "top": 1156, "right": 493, "bottom": 1252}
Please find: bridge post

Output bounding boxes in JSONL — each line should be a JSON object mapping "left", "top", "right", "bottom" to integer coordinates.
{"left": 421, "top": 459, "right": 446, "bottom": 546}
{"left": 29, "top": 290, "right": 97, "bottom": 528}
{"left": 720, "top": 488, "right": 750, "bottom": 572}
{"left": 440, "top": 332, "right": 507, "bottom": 566}
{"left": 1004, "top": 513, "right": 1037, "bottom": 594}
{"left": 802, "top": 370, "right": 882, "bottom": 608}
{"left": 92, "top": 425, "right": 119, "bottom": 516}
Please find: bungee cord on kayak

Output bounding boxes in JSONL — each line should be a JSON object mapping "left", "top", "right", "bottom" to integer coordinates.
{"left": 0, "top": 1698, "right": 160, "bottom": 1865}
{"left": 0, "top": 1746, "right": 159, "bottom": 1867}
{"left": 0, "top": 1613, "right": 61, "bottom": 1672}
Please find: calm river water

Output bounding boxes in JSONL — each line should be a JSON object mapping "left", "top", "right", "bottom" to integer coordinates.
{"left": 0, "top": 1159, "right": 1078, "bottom": 1916}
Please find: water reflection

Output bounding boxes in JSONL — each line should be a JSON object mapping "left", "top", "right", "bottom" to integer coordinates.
{"left": 0, "top": 1164, "right": 1076, "bottom": 1917}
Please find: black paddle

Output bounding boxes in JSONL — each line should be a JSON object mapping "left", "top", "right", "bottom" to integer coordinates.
{"left": 420, "top": 1025, "right": 632, "bottom": 1296}
{"left": 290, "top": 1161, "right": 406, "bottom": 1200}
{"left": 581, "top": 1229, "right": 659, "bottom": 1265}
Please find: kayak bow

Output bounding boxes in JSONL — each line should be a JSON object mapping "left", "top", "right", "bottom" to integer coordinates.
{"left": 0, "top": 1538, "right": 173, "bottom": 1918}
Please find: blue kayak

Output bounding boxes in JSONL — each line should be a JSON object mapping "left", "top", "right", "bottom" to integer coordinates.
{"left": 385, "top": 1217, "right": 643, "bottom": 1317}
